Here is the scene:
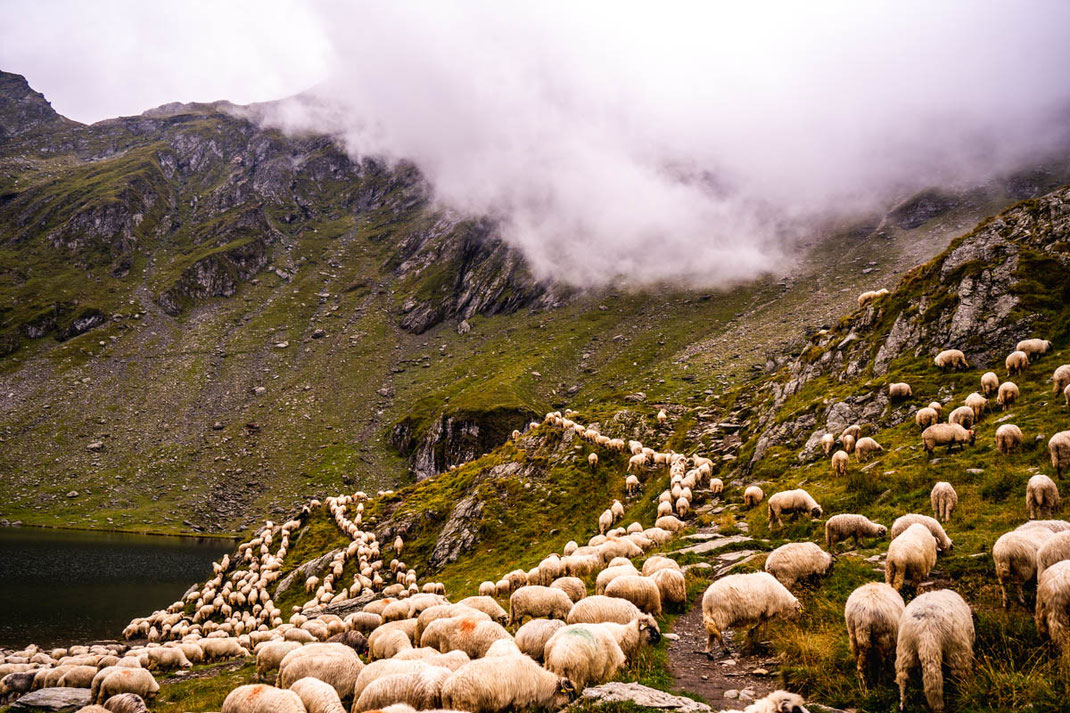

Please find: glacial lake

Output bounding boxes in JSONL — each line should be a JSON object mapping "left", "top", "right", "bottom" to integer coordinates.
{"left": 0, "top": 527, "right": 233, "bottom": 649}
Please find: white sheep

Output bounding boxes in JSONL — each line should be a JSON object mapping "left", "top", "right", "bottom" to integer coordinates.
{"left": 514, "top": 619, "right": 566, "bottom": 661}
{"left": 290, "top": 676, "right": 346, "bottom": 713}
{"left": 885, "top": 523, "right": 937, "bottom": 592}
{"left": 845, "top": 582, "right": 905, "bottom": 684}
{"left": 855, "top": 437, "right": 883, "bottom": 462}
{"left": 930, "top": 482, "right": 957, "bottom": 523}
{"left": 1006, "top": 350, "right": 1029, "bottom": 376}
{"left": 997, "top": 381, "right": 1019, "bottom": 410}
{"left": 843, "top": 424, "right": 861, "bottom": 440}
{"left": 993, "top": 527, "right": 1054, "bottom": 608}
{"left": 934, "top": 349, "right": 968, "bottom": 370}
{"left": 1049, "top": 431, "right": 1070, "bottom": 477}
{"left": 980, "top": 371, "right": 999, "bottom": 396}
{"left": 701, "top": 572, "right": 800, "bottom": 655}
{"left": 588, "top": 453, "right": 598, "bottom": 469}
{"left": 255, "top": 641, "right": 302, "bottom": 681}
{"left": 915, "top": 407, "right": 938, "bottom": 428}
{"left": 603, "top": 575, "right": 663, "bottom": 616}
{"left": 1035, "top": 560, "right": 1070, "bottom": 656}
{"left": 995, "top": 424, "right": 1023, "bottom": 455}
{"left": 543, "top": 616, "right": 660, "bottom": 689}
{"left": 858, "top": 289, "right": 888, "bottom": 308}
{"left": 831, "top": 450, "right": 849, "bottom": 476}
{"left": 895, "top": 590, "right": 973, "bottom": 713}
{"left": 508, "top": 586, "right": 573, "bottom": 625}
{"left": 767, "top": 489, "right": 823, "bottom": 529}
{"left": 1018, "top": 338, "right": 1053, "bottom": 357}
{"left": 1054, "top": 364, "right": 1070, "bottom": 395}
{"left": 625, "top": 475, "right": 640, "bottom": 495}
{"left": 649, "top": 568, "right": 686, "bottom": 607}
{"left": 842, "top": 434, "right": 856, "bottom": 454}
{"left": 948, "top": 405, "right": 975, "bottom": 429}
{"left": 821, "top": 432, "right": 835, "bottom": 455}
{"left": 566, "top": 595, "right": 644, "bottom": 625}
{"left": 222, "top": 685, "right": 304, "bottom": 713}
{"left": 439, "top": 653, "right": 575, "bottom": 713}
{"left": 921, "top": 423, "right": 974, "bottom": 455}
{"left": 744, "top": 485, "right": 764, "bottom": 507}
{"left": 889, "top": 382, "right": 912, "bottom": 400}
{"left": 353, "top": 666, "right": 451, "bottom": 712}
{"left": 1036, "top": 531, "right": 1070, "bottom": 579}
{"left": 1027, "top": 474, "right": 1061, "bottom": 519}
{"left": 764, "top": 542, "right": 832, "bottom": 588}
{"left": 825, "top": 514, "right": 887, "bottom": 552}
{"left": 890, "top": 514, "right": 953, "bottom": 552}
{"left": 277, "top": 643, "right": 364, "bottom": 699}
{"left": 550, "top": 577, "right": 587, "bottom": 603}
{"left": 721, "top": 690, "right": 809, "bottom": 713}
{"left": 595, "top": 564, "right": 639, "bottom": 595}
{"left": 91, "top": 669, "right": 159, "bottom": 705}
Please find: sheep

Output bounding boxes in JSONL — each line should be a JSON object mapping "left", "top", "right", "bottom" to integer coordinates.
{"left": 354, "top": 666, "right": 452, "bottom": 712}
{"left": 948, "top": 406, "right": 975, "bottom": 429}
{"left": 92, "top": 669, "right": 159, "bottom": 705}
{"left": 1037, "top": 531, "right": 1070, "bottom": 579}
{"left": 845, "top": 582, "right": 905, "bottom": 685}
{"left": 934, "top": 349, "right": 968, "bottom": 371}
{"left": 980, "top": 371, "right": 999, "bottom": 396}
{"left": 143, "top": 647, "right": 190, "bottom": 671}
{"left": 1018, "top": 520, "right": 1070, "bottom": 533}
{"left": 890, "top": 514, "right": 953, "bottom": 552}
{"left": 440, "top": 653, "right": 576, "bottom": 713}
{"left": 566, "top": 595, "right": 644, "bottom": 625}
{"left": 821, "top": 433, "right": 835, "bottom": 455}
{"left": 855, "top": 437, "right": 883, "bottom": 462}
{"left": 200, "top": 637, "right": 249, "bottom": 661}
{"left": 255, "top": 642, "right": 302, "bottom": 681}
{"left": 604, "top": 575, "right": 662, "bottom": 616}
{"left": 842, "top": 424, "right": 861, "bottom": 440}
{"left": 895, "top": 589, "right": 974, "bottom": 713}
{"left": 709, "top": 477, "right": 724, "bottom": 495}
{"left": 657, "top": 409, "right": 668, "bottom": 424}
{"left": 1049, "top": 431, "right": 1070, "bottom": 477}
{"left": 508, "top": 586, "right": 573, "bottom": 625}
{"left": 641, "top": 555, "right": 680, "bottom": 576}
{"left": 1027, "top": 474, "right": 1061, "bottom": 519}
{"left": 831, "top": 450, "right": 849, "bottom": 476}
{"left": 885, "top": 523, "right": 938, "bottom": 592}
{"left": 513, "top": 619, "right": 566, "bottom": 661}
{"left": 1054, "top": 364, "right": 1070, "bottom": 395}
{"left": 543, "top": 616, "right": 660, "bottom": 690}
{"left": 1006, "top": 350, "right": 1029, "bottom": 376}
{"left": 277, "top": 643, "right": 364, "bottom": 699}
{"left": 456, "top": 596, "right": 508, "bottom": 624}
{"left": 369, "top": 627, "right": 413, "bottom": 660}
{"left": 549, "top": 577, "right": 586, "bottom": 603}
{"left": 625, "top": 475, "right": 640, "bottom": 495}
{"left": 595, "top": 564, "right": 639, "bottom": 595}
{"left": 767, "top": 489, "right": 822, "bottom": 529}
{"left": 743, "top": 485, "right": 764, "bottom": 507}
{"left": 928, "top": 401, "right": 943, "bottom": 416}
{"left": 101, "top": 693, "right": 148, "bottom": 713}
{"left": 824, "top": 514, "right": 887, "bottom": 552}
{"left": 889, "top": 382, "right": 912, "bottom": 400}
{"left": 1018, "top": 338, "right": 1053, "bottom": 357}
{"left": 1065, "top": 383, "right": 1070, "bottom": 408}
{"left": 627, "top": 454, "right": 648, "bottom": 472}
{"left": 924, "top": 482, "right": 957, "bottom": 524}
{"left": 290, "top": 677, "right": 347, "bottom": 713}
{"left": 994, "top": 381, "right": 1019, "bottom": 411}
{"left": 858, "top": 289, "right": 888, "bottom": 308}
{"left": 842, "top": 434, "right": 856, "bottom": 454}
{"left": 1035, "top": 560, "right": 1070, "bottom": 656}
{"left": 221, "top": 685, "right": 304, "bottom": 713}
{"left": 921, "top": 423, "right": 974, "bottom": 455}
{"left": 994, "top": 424, "right": 1023, "bottom": 455}
{"left": 654, "top": 515, "right": 686, "bottom": 532}
{"left": 701, "top": 572, "right": 801, "bottom": 655}
{"left": 993, "top": 527, "right": 1055, "bottom": 608}
{"left": 434, "top": 619, "right": 511, "bottom": 659}
{"left": 764, "top": 542, "right": 833, "bottom": 588}
{"left": 649, "top": 568, "right": 686, "bottom": 607}
{"left": 965, "top": 392, "right": 988, "bottom": 421}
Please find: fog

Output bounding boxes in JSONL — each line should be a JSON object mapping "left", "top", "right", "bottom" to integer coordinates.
{"left": 5, "top": 1, "right": 1070, "bottom": 287}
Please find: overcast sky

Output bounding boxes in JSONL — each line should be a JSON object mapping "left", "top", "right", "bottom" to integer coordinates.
{"left": 4, "top": 1, "right": 1070, "bottom": 287}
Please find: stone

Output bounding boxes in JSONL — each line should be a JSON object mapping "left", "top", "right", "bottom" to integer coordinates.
{"left": 66, "top": 491, "right": 78, "bottom": 498}
{"left": 212, "top": 422, "right": 224, "bottom": 430}
{"left": 724, "top": 690, "right": 739, "bottom": 700}
{"left": 86, "top": 441, "right": 103, "bottom": 452}
{"left": 580, "top": 683, "right": 711, "bottom": 713}
{"left": 311, "top": 329, "right": 326, "bottom": 339}
{"left": 663, "top": 633, "right": 680, "bottom": 641}
{"left": 253, "top": 386, "right": 266, "bottom": 396}
{"left": 274, "top": 548, "right": 343, "bottom": 597}
{"left": 275, "top": 341, "right": 289, "bottom": 348}
{"left": 672, "top": 534, "right": 751, "bottom": 555}
{"left": 457, "top": 319, "right": 471, "bottom": 334}
{"left": 13, "top": 688, "right": 92, "bottom": 712}
{"left": 752, "top": 668, "right": 769, "bottom": 675}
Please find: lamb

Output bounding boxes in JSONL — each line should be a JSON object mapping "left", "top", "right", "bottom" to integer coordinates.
{"left": 993, "top": 527, "right": 1055, "bottom": 608}
{"left": 277, "top": 643, "right": 364, "bottom": 699}
{"left": 948, "top": 406, "right": 975, "bottom": 429}
{"left": 915, "top": 407, "right": 938, "bottom": 428}
{"left": 1006, "top": 350, "right": 1029, "bottom": 376}
{"left": 964, "top": 392, "right": 988, "bottom": 421}
{"left": 604, "top": 575, "right": 663, "bottom": 616}
{"left": 550, "top": 577, "right": 586, "bottom": 603}
{"left": 764, "top": 542, "right": 833, "bottom": 588}
{"left": 831, "top": 450, "right": 849, "bottom": 476}
{"left": 889, "top": 383, "right": 912, "bottom": 400}
{"left": 1035, "top": 560, "right": 1070, "bottom": 656}
{"left": 980, "top": 371, "right": 999, "bottom": 396}
{"left": 566, "top": 595, "right": 644, "bottom": 625}
{"left": 543, "top": 616, "right": 660, "bottom": 689}
{"left": 744, "top": 485, "right": 764, "bottom": 507}
{"left": 290, "top": 677, "right": 347, "bottom": 713}
{"left": 934, "top": 349, "right": 968, "bottom": 371}
{"left": 701, "top": 572, "right": 801, "bottom": 655}
{"left": 921, "top": 423, "right": 974, "bottom": 455}
{"left": 514, "top": 619, "right": 566, "bottom": 661}
{"left": 1049, "top": 431, "right": 1070, "bottom": 477}
{"left": 845, "top": 582, "right": 905, "bottom": 684}
{"left": 855, "top": 437, "right": 883, "bottom": 462}
{"left": 820, "top": 433, "right": 835, "bottom": 455}
{"left": 767, "top": 489, "right": 823, "bottom": 529}
{"left": 649, "top": 568, "right": 687, "bottom": 607}
{"left": 354, "top": 666, "right": 452, "bottom": 712}
{"left": 858, "top": 289, "right": 888, "bottom": 308}
{"left": 890, "top": 514, "right": 953, "bottom": 552}
{"left": 439, "top": 653, "right": 575, "bottom": 713}
{"left": 92, "top": 669, "right": 159, "bottom": 704}
{"left": 895, "top": 590, "right": 974, "bottom": 713}
{"left": 995, "top": 424, "right": 1023, "bottom": 454}
{"left": 1027, "top": 474, "right": 1061, "bottom": 519}
{"left": 885, "top": 523, "right": 938, "bottom": 592}
{"left": 996, "top": 382, "right": 1019, "bottom": 410}
{"left": 930, "top": 482, "right": 957, "bottom": 523}
{"left": 824, "top": 514, "right": 887, "bottom": 552}
{"left": 1036, "top": 531, "right": 1070, "bottom": 578}
{"left": 1054, "top": 364, "right": 1070, "bottom": 395}
{"left": 221, "top": 685, "right": 304, "bottom": 713}
{"left": 508, "top": 586, "right": 573, "bottom": 625}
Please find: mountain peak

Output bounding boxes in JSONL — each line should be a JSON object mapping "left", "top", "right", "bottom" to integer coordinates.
{"left": 0, "top": 70, "right": 76, "bottom": 140}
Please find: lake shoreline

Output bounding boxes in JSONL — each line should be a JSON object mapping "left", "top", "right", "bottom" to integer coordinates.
{"left": 0, "top": 520, "right": 240, "bottom": 542}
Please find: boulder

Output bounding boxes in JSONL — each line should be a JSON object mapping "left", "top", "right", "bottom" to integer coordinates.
{"left": 581, "top": 683, "right": 710, "bottom": 713}
{"left": 13, "top": 687, "right": 91, "bottom": 712}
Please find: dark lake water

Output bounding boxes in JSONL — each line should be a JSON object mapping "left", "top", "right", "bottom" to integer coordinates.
{"left": 0, "top": 527, "right": 234, "bottom": 649}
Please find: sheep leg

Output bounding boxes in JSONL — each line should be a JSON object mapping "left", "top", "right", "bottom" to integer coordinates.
{"left": 704, "top": 628, "right": 726, "bottom": 658}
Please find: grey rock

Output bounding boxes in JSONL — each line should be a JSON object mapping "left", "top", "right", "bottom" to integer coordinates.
{"left": 13, "top": 688, "right": 91, "bottom": 712}
{"left": 303, "top": 590, "right": 376, "bottom": 618}
{"left": 274, "top": 548, "right": 343, "bottom": 598}
{"left": 672, "top": 534, "right": 752, "bottom": 555}
{"left": 580, "top": 682, "right": 711, "bottom": 713}
{"left": 457, "top": 319, "right": 471, "bottom": 334}
{"left": 428, "top": 494, "right": 485, "bottom": 569}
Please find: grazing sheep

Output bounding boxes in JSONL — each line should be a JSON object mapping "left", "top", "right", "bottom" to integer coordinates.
{"left": 855, "top": 437, "right": 883, "bottom": 462}
{"left": 101, "top": 693, "right": 148, "bottom": 713}
{"left": 981, "top": 371, "right": 999, "bottom": 397}
{"left": 255, "top": 641, "right": 302, "bottom": 681}
{"left": 514, "top": 619, "right": 566, "bottom": 661}
{"left": 456, "top": 596, "right": 509, "bottom": 624}
{"left": 995, "top": 424, "right": 1023, "bottom": 455}
{"left": 595, "top": 564, "right": 640, "bottom": 595}
{"left": 709, "top": 477, "right": 724, "bottom": 495}
{"left": 1049, "top": 431, "right": 1070, "bottom": 477}
{"left": 566, "top": 595, "right": 644, "bottom": 625}
{"left": 1035, "top": 560, "right": 1070, "bottom": 656}
{"left": 930, "top": 482, "right": 957, "bottom": 523}
{"left": 200, "top": 637, "right": 248, "bottom": 662}
{"left": 993, "top": 527, "right": 1055, "bottom": 608}
{"left": 764, "top": 542, "right": 833, "bottom": 588}
{"left": 57, "top": 666, "right": 100, "bottom": 688}
{"left": 625, "top": 475, "right": 640, "bottom": 495}
{"left": 92, "top": 669, "right": 159, "bottom": 705}
{"left": 1017, "top": 520, "right": 1070, "bottom": 533}
{"left": 831, "top": 450, "right": 849, "bottom": 476}
{"left": 885, "top": 524, "right": 938, "bottom": 592}
{"left": 654, "top": 515, "right": 686, "bottom": 532}
{"left": 744, "top": 485, "right": 764, "bottom": 507}
{"left": 277, "top": 643, "right": 364, "bottom": 699}
{"left": 1027, "top": 474, "right": 1061, "bottom": 519}
{"left": 895, "top": 590, "right": 974, "bottom": 713}
{"left": 858, "top": 289, "right": 888, "bottom": 308}
{"left": 440, "top": 654, "right": 575, "bottom": 713}
{"left": 478, "top": 581, "right": 496, "bottom": 597}
{"left": 598, "top": 509, "right": 614, "bottom": 535}
{"left": 543, "top": 616, "right": 660, "bottom": 690}
{"left": 1018, "top": 338, "right": 1053, "bottom": 358}
{"left": 843, "top": 424, "right": 862, "bottom": 440}
{"left": 354, "top": 666, "right": 452, "bottom": 712}
{"left": 889, "top": 383, "right": 912, "bottom": 400}
{"left": 221, "top": 685, "right": 304, "bottom": 713}
{"left": 290, "top": 677, "right": 347, "bottom": 713}
{"left": 948, "top": 406, "right": 975, "bottom": 429}
{"left": 921, "top": 423, "right": 974, "bottom": 455}
{"left": 934, "top": 349, "right": 968, "bottom": 371}
{"left": 641, "top": 555, "right": 681, "bottom": 576}
{"left": 588, "top": 453, "right": 598, "bottom": 469}
{"left": 767, "top": 489, "right": 823, "bottom": 529}
{"left": 915, "top": 407, "right": 938, "bottom": 428}
{"left": 842, "top": 434, "right": 856, "bottom": 454}
{"left": 1065, "top": 383, "right": 1070, "bottom": 408}
{"left": 928, "top": 401, "right": 943, "bottom": 416}
{"left": 845, "top": 582, "right": 905, "bottom": 684}
{"left": 701, "top": 572, "right": 801, "bottom": 655}
{"left": 604, "top": 575, "right": 662, "bottom": 616}
{"left": 997, "top": 382, "right": 1019, "bottom": 410}
{"left": 508, "top": 586, "right": 573, "bottom": 625}
{"left": 1037, "top": 531, "right": 1070, "bottom": 579}
{"left": 1054, "top": 365, "right": 1070, "bottom": 395}
{"left": 964, "top": 392, "right": 988, "bottom": 421}
{"left": 657, "top": 409, "right": 668, "bottom": 424}
{"left": 821, "top": 433, "right": 835, "bottom": 455}
{"left": 416, "top": 605, "right": 491, "bottom": 644}
{"left": 436, "top": 619, "right": 511, "bottom": 659}
{"left": 825, "top": 514, "right": 887, "bottom": 552}
{"left": 549, "top": 577, "right": 586, "bottom": 603}
{"left": 890, "top": 514, "right": 953, "bottom": 552}
{"left": 649, "top": 568, "right": 686, "bottom": 607}
{"left": 1006, "top": 350, "right": 1029, "bottom": 376}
